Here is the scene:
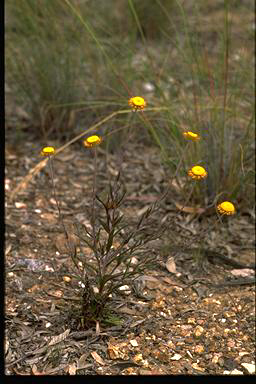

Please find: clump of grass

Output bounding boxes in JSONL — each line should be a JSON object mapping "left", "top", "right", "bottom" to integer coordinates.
{"left": 126, "top": 0, "right": 255, "bottom": 210}
{"left": 6, "top": 0, "right": 85, "bottom": 140}
{"left": 62, "top": 0, "right": 254, "bottom": 209}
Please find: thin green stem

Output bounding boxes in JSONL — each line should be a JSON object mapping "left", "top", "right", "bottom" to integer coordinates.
{"left": 54, "top": 107, "right": 168, "bottom": 158}
{"left": 48, "top": 156, "right": 79, "bottom": 269}
{"left": 48, "top": 156, "right": 67, "bottom": 237}
{"left": 92, "top": 147, "right": 97, "bottom": 249}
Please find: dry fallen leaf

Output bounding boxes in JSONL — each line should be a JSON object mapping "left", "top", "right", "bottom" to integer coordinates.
{"left": 108, "top": 343, "right": 120, "bottom": 359}
{"left": 91, "top": 351, "right": 105, "bottom": 366}
{"left": 96, "top": 321, "right": 101, "bottom": 336}
{"left": 63, "top": 276, "right": 71, "bottom": 283}
{"left": 48, "top": 329, "right": 70, "bottom": 346}
{"left": 4, "top": 336, "right": 9, "bottom": 356}
{"left": 68, "top": 362, "right": 77, "bottom": 375}
{"left": 40, "top": 212, "right": 57, "bottom": 223}
{"left": 117, "top": 306, "right": 138, "bottom": 315}
{"left": 15, "top": 202, "right": 27, "bottom": 209}
{"left": 165, "top": 256, "right": 177, "bottom": 273}
{"left": 230, "top": 268, "right": 254, "bottom": 277}
{"left": 5, "top": 244, "right": 12, "bottom": 256}
{"left": 77, "top": 353, "right": 89, "bottom": 370}
{"left": 192, "top": 362, "right": 205, "bottom": 372}
{"left": 174, "top": 201, "right": 205, "bottom": 214}
{"left": 170, "top": 353, "right": 182, "bottom": 361}
{"left": 241, "top": 363, "right": 255, "bottom": 374}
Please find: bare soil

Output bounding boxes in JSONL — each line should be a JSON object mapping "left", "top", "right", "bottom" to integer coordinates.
{"left": 5, "top": 138, "right": 255, "bottom": 375}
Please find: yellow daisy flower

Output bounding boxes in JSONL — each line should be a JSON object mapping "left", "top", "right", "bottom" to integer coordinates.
{"left": 41, "top": 146, "right": 55, "bottom": 156}
{"left": 128, "top": 96, "right": 147, "bottom": 111}
{"left": 83, "top": 135, "right": 102, "bottom": 148}
{"left": 217, "top": 201, "right": 236, "bottom": 215}
{"left": 182, "top": 131, "right": 200, "bottom": 141}
{"left": 188, "top": 165, "right": 208, "bottom": 180}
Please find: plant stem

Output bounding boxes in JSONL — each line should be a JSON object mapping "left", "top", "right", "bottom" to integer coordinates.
{"left": 48, "top": 156, "right": 67, "bottom": 238}
{"left": 92, "top": 147, "right": 97, "bottom": 248}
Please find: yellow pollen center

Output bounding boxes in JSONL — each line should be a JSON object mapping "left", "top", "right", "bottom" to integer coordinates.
{"left": 220, "top": 202, "right": 234, "bottom": 212}
{"left": 87, "top": 135, "right": 100, "bottom": 143}
{"left": 42, "top": 147, "right": 55, "bottom": 154}
{"left": 133, "top": 97, "right": 144, "bottom": 105}
{"left": 192, "top": 166, "right": 205, "bottom": 175}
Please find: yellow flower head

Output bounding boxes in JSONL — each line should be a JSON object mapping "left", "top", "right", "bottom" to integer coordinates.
{"left": 188, "top": 165, "right": 208, "bottom": 180}
{"left": 83, "top": 135, "right": 102, "bottom": 148}
{"left": 41, "top": 146, "right": 55, "bottom": 156}
{"left": 128, "top": 96, "right": 146, "bottom": 111}
{"left": 217, "top": 201, "right": 236, "bottom": 216}
{"left": 182, "top": 131, "right": 200, "bottom": 141}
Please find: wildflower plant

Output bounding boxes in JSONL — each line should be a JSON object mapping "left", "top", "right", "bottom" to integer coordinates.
{"left": 72, "top": 173, "right": 166, "bottom": 326}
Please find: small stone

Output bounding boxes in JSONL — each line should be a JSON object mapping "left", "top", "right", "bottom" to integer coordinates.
{"left": 239, "top": 351, "right": 249, "bottom": 357}
{"left": 92, "top": 286, "right": 99, "bottom": 293}
{"left": 133, "top": 353, "right": 143, "bottom": 362}
{"left": 241, "top": 363, "right": 255, "bottom": 374}
{"left": 224, "top": 311, "right": 235, "bottom": 318}
{"left": 212, "top": 299, "right": 221, "bottom": 304}
{"left": 15, "top": 202, "right": 27, "bottom": 209}
{"left": 130, "top": 339, "right": 138, "bottom": 347}
{"left": 78, "top": 281, "right": 85, "bottom": 288}
{"left": 119, "top": 285, "right": 131, "bottom": 294}
{"left": 187, "top": 318, "right": 196, "bottom": 324}
{"left": 194, "top": 325, "right": 204, "bottom": 337}
{"left": 143, "top": 82, "right": 155, "bottom": 92}
{"left": 227, "top": 340, "right": 235, "bottom": 348}
{"left": 45, "top": 265, "right": 54, "bottom": 272}
{"left": 212, "top": 353, "right": 222, "bottom": 364}
{"left": 192, "top": 363, "right": 205, "bottom": 372}
{"left": 223, "top": 369, "right": 243, "bottom": 375}
{"left": 170, "top": 353, "right": 182, "bottom": 361}
{"left": 194, "top": 345, "right": 204, "bottom": 354}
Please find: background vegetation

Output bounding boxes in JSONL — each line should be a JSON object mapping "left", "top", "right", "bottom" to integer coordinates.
{"left": 5, "top": 0, "right": 255, "bottom": 209}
